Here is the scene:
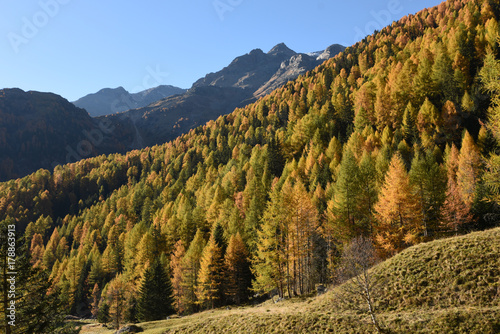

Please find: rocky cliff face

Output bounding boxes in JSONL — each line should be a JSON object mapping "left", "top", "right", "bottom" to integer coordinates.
{"left": 192, "top": 43, "right": 299, "bottom": 91}
{"left": 193, "top": 43, "right": 345, "bottom": 99}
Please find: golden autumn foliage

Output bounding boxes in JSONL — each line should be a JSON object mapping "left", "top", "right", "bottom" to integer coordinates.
{"left": 441, "top": 175, "right": 474, "bottom": 235}
{"left": 196, "top": 233, "right": 224, "bottom": 309}
{"left": 374, "top": 154, "right": 423, "bottom": 257}
{"left": 457, "top": 131, "right": 482, "bottom": 207}
{"left": 171, "top": 240, "right": 186, "bottom": 313}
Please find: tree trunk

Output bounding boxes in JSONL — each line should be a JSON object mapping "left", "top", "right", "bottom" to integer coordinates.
{"left": 363, "top": 272, "right": 382, "bottom": 334}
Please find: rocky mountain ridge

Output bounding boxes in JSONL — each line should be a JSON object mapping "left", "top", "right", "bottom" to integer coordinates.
{"left": 73, "top": 85, "right": 187, "bottom": 117}
{"left": 104, "top": 43, "right": 345, "bottom": 147}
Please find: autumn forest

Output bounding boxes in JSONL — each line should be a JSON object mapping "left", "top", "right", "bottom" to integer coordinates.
{"left": 2, "top": 0, "right": 500, "bottom": 332}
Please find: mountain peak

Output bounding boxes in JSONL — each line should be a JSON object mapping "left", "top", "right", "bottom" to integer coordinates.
{"left": 317, "top": 44, "right": 346, "bottom": 60}
{"left": 96, "top": 86, "right": 127, "bottom": 94}
{"left": 268, "top": 43, "right": 296, "bottom": 57}
{"left": 248, "top": 48, "right": 265, "bottom": 56}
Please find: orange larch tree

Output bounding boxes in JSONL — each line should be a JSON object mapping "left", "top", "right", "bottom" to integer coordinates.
{"left": 374, "top": 153, "right": 423, "bottom": 257}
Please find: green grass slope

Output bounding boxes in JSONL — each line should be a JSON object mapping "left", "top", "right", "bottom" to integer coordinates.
{"left": 78, "top": 228, "right": 500, "bottom": 334}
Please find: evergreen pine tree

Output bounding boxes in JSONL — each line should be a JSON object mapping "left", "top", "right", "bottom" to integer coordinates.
{"left": 328, "top": 149, "right": 362, "bottom": 241}
{"left": 432, "top": 44, "right": 457, "bottom": 104}
{"left": 212, "top": 222, "right": 227, "bottom": 256}
{"left": 409, "top": 151, "right": 446, "bottom": 237}
{"left": 357, "top": 151, "right": 378, "bottom": 235}
{"left": 416, "top": 98, "right": 440, "bottom": 148}
{"left": 224, "top": 233, "right": 252, "bottom": 305}
{"left": 97, "top": 301, "right": 110, "bottom": 325}
{"left": 124, "top": 296, "right": 138, "bottom": 323}
{"left": 137, "top": 260, "right": 174, "bottom": 322}
{"left": 252, "top": 181, "right": 287, "bottom": 298}
{"left": 402, "top": 102, "right": 417, "bottom": 145}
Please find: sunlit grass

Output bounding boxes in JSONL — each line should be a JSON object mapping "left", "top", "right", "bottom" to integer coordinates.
{"left": 77, "top": 228, "right": 500, "bottom": 333}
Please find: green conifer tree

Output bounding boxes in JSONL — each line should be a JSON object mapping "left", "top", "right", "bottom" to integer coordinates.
{"left": 137, "top": 260, "right": 174, "bottom": 322}
{"left": 181, "top": 229, "right": 206, "bottom": 313}
{"left": 328, "top": 149, "right": 361, "bottom": 241}
{"left": 224, "top": 233, "right": 252, "bottom": 305}
{"left": 409, "top": 150, "right": 446, "bottom": 237}
{"left": 97, "top": 302, "right": 110, "bottom": 325}
{"left": 252, "top": 181, "right": 287, "bottom": 298}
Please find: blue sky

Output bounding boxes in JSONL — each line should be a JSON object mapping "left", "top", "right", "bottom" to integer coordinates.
{"left": 0, "top": 0, "right": 443, "bottom": 101}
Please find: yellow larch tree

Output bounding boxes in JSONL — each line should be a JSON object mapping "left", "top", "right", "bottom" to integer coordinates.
{"left": 456, "top": 130, "right": 482, "bottom": 207}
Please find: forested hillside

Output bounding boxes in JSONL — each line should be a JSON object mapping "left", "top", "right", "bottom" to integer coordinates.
{"left": 1, "top": 0, "right": 500, "bottom": 331}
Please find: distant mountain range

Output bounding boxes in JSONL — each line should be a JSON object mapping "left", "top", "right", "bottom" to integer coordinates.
{"left": 0, "top": 42, "right": 344, "bottom": 181}
{"left": 102, "top": 43, "right": 345, "bottom": 147}
{"left": 74, "top": 43, "right": 344, "bottom": 119}
{"left": 73, "top": 85, "right": 187, "bottom": 117}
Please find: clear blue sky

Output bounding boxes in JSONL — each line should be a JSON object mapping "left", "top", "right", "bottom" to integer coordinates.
{"left": 0, "top": 0, "right": 443, "bottom": 101}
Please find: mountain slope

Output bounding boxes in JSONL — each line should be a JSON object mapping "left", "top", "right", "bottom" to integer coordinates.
{"left": 162, "top": 228, "right": 500, "bottom": 334}
{"left": 253, "top": 52, "right": 326, "bottom": 99}
{"left": 192, "top": 43, "right": 298, "bottom": 91}
{"left": 104, "top": 86, "right": 251, "bottom": 148}
{"left": 192, "top": 42, "right": 345, "bottom": 99}
{"left": 180, "top": 228, "right": 500, "bottom": 334}
{"left": 73, "top": 85, "right": 186, "bottom": 117}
